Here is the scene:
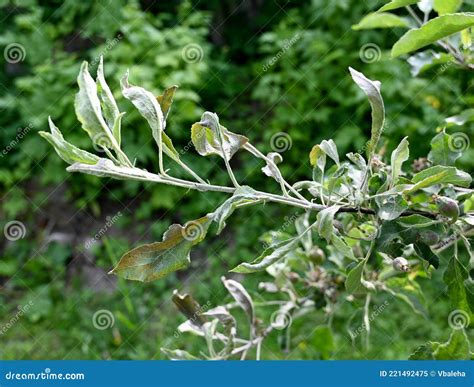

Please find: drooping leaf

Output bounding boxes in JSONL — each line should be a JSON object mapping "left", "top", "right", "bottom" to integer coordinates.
{"left": 39, "top": 117, "right": 100, "bottom": 165}
{"left": 109, "top": 216, "right": 211, "bottom": 282}
{"left": 156, "top": 85, "right": 178, "bottom": 124}
{"left": 221, "top": 277, "right": 255, "bottom": 325}
{"left": 433, "top": 0, "right": 463, "bottom": 14}
{"left": 407, "top": 165, "right": 472, "bottom": 192}
{"left": 231, "top": 236, "right": 300, "bottom": 274}
{"left": 390, "top": 137, "right": 409, "bottom": 186}
{"left": 203, "top": 306, "right": 236, "bottom": 357}
{"left": 121, "top": 71, "right": 180, "bottom": 162}
{"left": 352, "top": 12, "right": 409, "bottom": 30}
{"left": 428, "top": 130, "right": 462, "bottom": 166}
{"left": 191, "top": 112, "right": 248, "bottom": 160}
{"left": 75, "top": 61, "right": 114, "bottom": 147}
{"left": 212, "top": 186, "right": 262, "bottom": 234}
{"left": 377, "top": 0, "right": 418, "bottom": 12}
{"left": 349, "top": 68, "right": 385, "bottom": 160}
{"left": 172, "top": 290, "right": 208, "bottom": 327}
{"left": 96, "top": 56, "right": 120, "bottom": 141}
{"left": 316, "top": 205, "right": 340, "bottom": 242}
{"left": 261, "top": 152, "right": 283, "bottom": 182}
{"left": 392, "top": 13, "right": 474, "bottom": 57}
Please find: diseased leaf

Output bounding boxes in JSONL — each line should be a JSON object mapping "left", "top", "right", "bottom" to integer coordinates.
{"left": 352, "top": 12, "right": 409, "bottom": 30}
{"left": 349, "top": 68, "right": 385, "bottom": 160}
{"left": 221, "top": 277, "right": 255, "bottom": 325}
{"left": 390, "top": 137, "right": 409, "bottom": 186}
{"left": 376, "top": 194, "right": 408, "bottom": 221}
{"left": 75, "top": 61, "right": 114, "bottom": 147}
{"left": 231, "top": 236, "right": 300, "bottom": 274}
{"left": 434, "top": 0, "right": 463, "bottom": 14}
{"left": 121, "top": 71, "right": 180, "bottom": 162}
{"left": 212, "top": 186, "right": 262, "bottom": 234}
{"left": 261, "top": 152, "right": 283, "bottom": 182}
{"left": 109, "top": 216, "right": 211, "bottom": 282}
{"left": 39, "top": 117, "right": 99, "bottom": 165}
{"left": 191, "top": 112, "right": 248, "bottom": 160}
{"left": 96, "top": 56, "right": 120, "bottom": 142}
{"left": 161, "top": 348, "right": 199, "bottom": 360}
{"left": 428, "top": 130, "right": 462, "bottom": 166}
{"left": 172, "top": 290, "right": 208, "bottom": 327}
{"left": 319, "top": 139, "right": 340, "bottom": 166}
{"left": 377, "top": 0, "right": 418, "bottom": 12}
{"left": 316, "top": 205, "right": 340, "bottom": 242}
{"left": 156, "top": 85, "right": 178, "bottom": 124}
{"left": 392, "top": 13, "right": 474, "bottom": 57}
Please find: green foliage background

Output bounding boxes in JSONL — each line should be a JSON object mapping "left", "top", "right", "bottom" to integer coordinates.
{"left": 0, "top": 0, "right": 472, "bottom": 359}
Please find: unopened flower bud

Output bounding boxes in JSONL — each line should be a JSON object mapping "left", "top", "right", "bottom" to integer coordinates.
{"left": 433, "top": 195, "right": 459, "bottom": 222}
{"left": 392, "top": 257, "right": 409, "bottom": 272}
{"left": 308, "top": 247, "right": 325, "bottom": 264}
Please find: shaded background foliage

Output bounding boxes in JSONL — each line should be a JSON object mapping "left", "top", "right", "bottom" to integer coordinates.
{"left": 0, "top": 0, "right": 472, "bottom": 359}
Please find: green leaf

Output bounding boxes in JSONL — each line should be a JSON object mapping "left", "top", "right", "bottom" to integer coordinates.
{"left": 345, "top": 257, "right": 375, "bottom": 294}
{"left": 316, "top": 205, "right": 340, "bottom": 242}
{"left": 231, "top": 236, "right": 300, "bottom": 274}
{"left": 75, "top": 61, "right": 114, "bottom": 147}
{"left": 191, "top": 112, "right": 248, "bottom": 160}
{"left": 109, "top": 216, "right": 211, "bottom": 282}
{"left": 433, "top": 329, "right": 470, "bottom": 359}
{"left": 39, "top": 117, "right": 100, "bottom": 165}
{"left": 414, "top": 241, "right": 439, "bottom": 268}
{"left": 352, "top": 12, "right": 409, "bottom": 30}
{"left": 349, "top": 68, "right": 385, "bottom": 160}
{"left": 408, "top": 165, "right": 472, "bottom": 192}
{"left": 96, "top": 57, "right": 120, "bottom": 142}
{"left": 376, "top": 194, "right": 408, "bottom": 220}
{"left": 221, "top": 277, "right": 255, "bottom": 325}
{"left": 392, "top": 13, "right": 474, "bottom": 57}
{"left": 377, "top": 0, "right": 418, "bottom": 12}
{"left": 212, "top": 186, "right": 262, "bottom": 234}
{"left": 434, "top": 0, "right": 463, "bottom": 15}
{"left": 428, "top": 130, "right": 462, "bottom": 166}
{"left": 156, "top": 85, "right": 178, "bottom": 124}
{"left": 444, "top": 256, "right": 474, "bottom": 314}
{"left": 390, "top": 137, "right": 409, "bottom": 186}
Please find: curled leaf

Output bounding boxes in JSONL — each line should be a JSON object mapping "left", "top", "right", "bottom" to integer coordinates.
{"left": 157, "top": 85, "right": 178, "bottom": 124}
{"left": 221, "top": 277, "right": 255, "bottom": 325}
{"left": 96, "top": 56, "right": 120, "bottom": 139}
{"left": 172, "top": 290, "right": 207, "bottom": 327}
